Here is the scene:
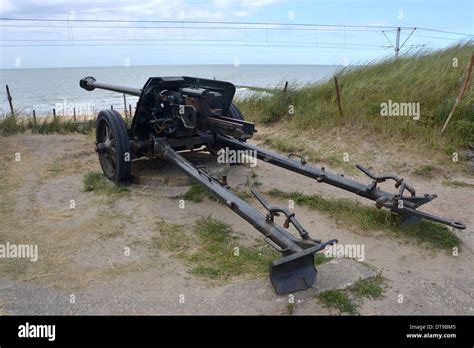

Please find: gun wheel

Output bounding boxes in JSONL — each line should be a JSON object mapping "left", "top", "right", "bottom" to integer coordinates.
{"left": 95, "top": 109, "right": 132, "bottom": 183}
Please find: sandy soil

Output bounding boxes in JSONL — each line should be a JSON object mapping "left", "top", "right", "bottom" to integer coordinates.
{"left": 0, "top": 131, "right": 472, "bottom": 315}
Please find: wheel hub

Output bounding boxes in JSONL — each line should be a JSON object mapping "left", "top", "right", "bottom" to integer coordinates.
{"left": 96, "top": 138, "right": 113, "bottom": 154}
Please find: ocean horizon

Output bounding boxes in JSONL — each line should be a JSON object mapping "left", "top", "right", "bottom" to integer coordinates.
{"left": 0, "top": 64, "right": 342, "bottom": 117}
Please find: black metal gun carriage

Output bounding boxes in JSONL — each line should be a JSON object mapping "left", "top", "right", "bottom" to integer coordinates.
{"left": 80, "top": 76, "right": 465, "bottom": 294}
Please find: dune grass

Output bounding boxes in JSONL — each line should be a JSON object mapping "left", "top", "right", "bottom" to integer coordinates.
{"left": 0, "top": 113, "right": 96, "bottom": 136}
{"left": 236, "top": 43, "right": 474, "bottom": 150}
{"left": 0, "top": 113, "right": 27, "bottom": 135}
{"left": 29, "top": 117, "right": 96, "bottom": 135}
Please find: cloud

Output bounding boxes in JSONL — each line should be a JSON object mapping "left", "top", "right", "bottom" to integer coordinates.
{"left": 0, "top": 0, "right": 288, "bottom": 68}
{"left": 0, "top": 0, "right": 281, "bottom": 21}
{"left": 0, "top": 0, "right": 283, "bottom": 46}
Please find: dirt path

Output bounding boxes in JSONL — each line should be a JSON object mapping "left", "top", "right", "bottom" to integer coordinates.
{"left": 0, "top": 133, "right": 472, "bottom": 315}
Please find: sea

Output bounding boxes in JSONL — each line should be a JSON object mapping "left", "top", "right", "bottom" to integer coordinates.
{"left": 0, "top": 64, "right": 341, "bottom": 117}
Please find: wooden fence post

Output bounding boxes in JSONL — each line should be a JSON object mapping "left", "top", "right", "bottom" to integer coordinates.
{"left": 283, "top": 81, "right": 289, "bottom": 95}
{"left": 73, "top": 107, "right": 76, "bottom": 122}
{"left": 441, "top": 53, "right": 474, "bottom": 134}
{"left": 32, "top": 110, "right": 36, "bottom": 125}
{"left": 123, "top": 94, "right": 128, "bottom": 118}
{"left": 6, "top": 85, "right": 14, "bottom": 117}
{"left": 334, "top": 76, "right": 343, "bottom": 118}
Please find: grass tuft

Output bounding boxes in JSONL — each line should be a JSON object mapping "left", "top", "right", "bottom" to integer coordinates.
{"left": 315, "top": 253, "right": 332, "bottom": 266}
{"left": 286, "top": 302, "right": 296, "bottom": 315}
{"left": 156, "top": 218, "right": 279, "bottom": 282}
{"left": 348, "top": 274, "right": 385, "bottom": 299}
{"left": 261, "top": 135, "right": 355, "bottom": 173}
{"left": 318, "top": 290, "right": 357, "bottom": 314}
{"left": 442, "top": 180, "right": 474, "bottom": 189}
{"left": 263, "top": 137, "right": 305, "bottom": 153}
{"left": 182, "top": 183, "right": 215, "bottom": 202}
{"left": 83, "top": 171, "right": 129, "bottom": 195}
{"left": 412, "top": 165, "right": 438, "bottom": 179}
{"left": 318, "top": 275, "right": 386, "bottom": 314}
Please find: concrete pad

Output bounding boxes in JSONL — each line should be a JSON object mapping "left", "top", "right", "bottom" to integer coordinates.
{"left": 131, "top": 151, "right": 251, "bottom": 188}
{"left": 0, "top": 258, "right": 376, "bottom": 315}
{"left": 0, "top": 277, "right": 76, "bottom": 315}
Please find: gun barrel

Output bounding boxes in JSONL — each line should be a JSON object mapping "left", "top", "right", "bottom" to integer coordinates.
{"left": 79, "top": 76, "right": 142, "bottom": 96}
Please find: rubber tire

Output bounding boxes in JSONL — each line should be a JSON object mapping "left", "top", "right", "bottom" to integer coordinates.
{"left": 96, "top": 109, "right": 132, "bottom": 183}
{"left": 227, "top": 104, "right": 244, "bottom": 120}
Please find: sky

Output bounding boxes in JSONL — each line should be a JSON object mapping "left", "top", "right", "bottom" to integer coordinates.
{"left": 0, "top": 0, "right": 472, "bottom": 68}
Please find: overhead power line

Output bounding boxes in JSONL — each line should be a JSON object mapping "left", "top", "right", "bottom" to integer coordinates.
{"left": 0, "top": 23, "right": 389, "bottom": 32}
{"left": 416, "top": 27, "right": 474, "bottom": 37}
{"left": 0, "top": 17, "right": 472, "bottom": 36}
{"left": 415, "top": 34, "right": 473, "bottom": 41}
{"left": 0, "top": 17, "right": 471, "bottom": 57}
{"left": 0, "top": 17, "right": 419, "bottom": 29}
